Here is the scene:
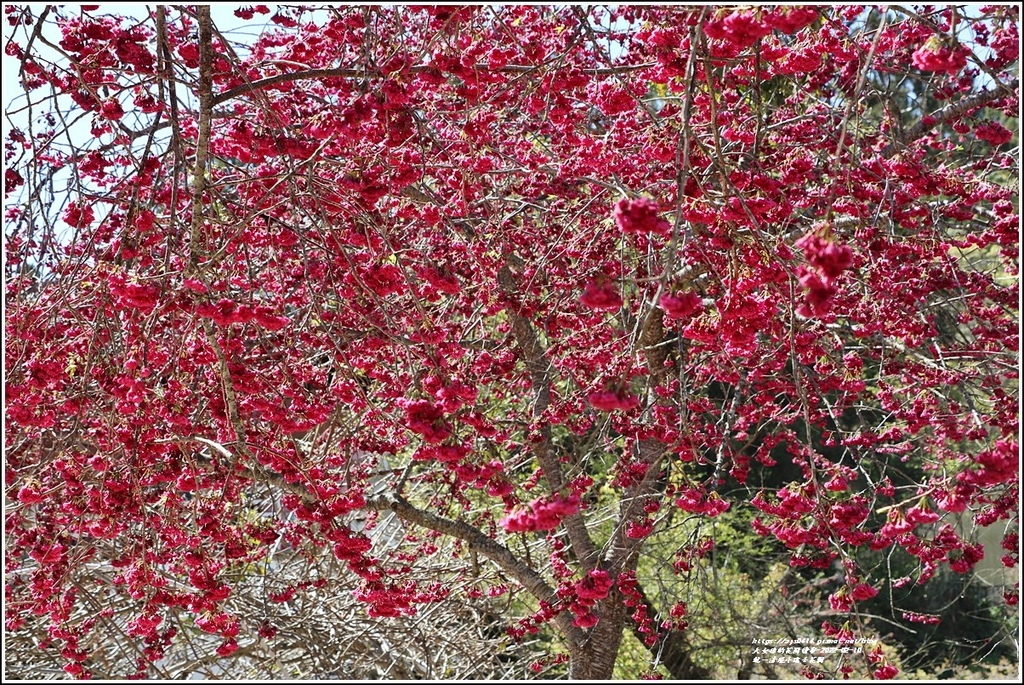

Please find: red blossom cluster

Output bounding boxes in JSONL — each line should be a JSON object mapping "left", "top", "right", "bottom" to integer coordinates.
{"left": 508, "top": 600, "right": 561, "bottom": 640}
{"left": 500, "top": 494, "right": 582, "bottom": 533}
{"left": 193, "top": 298, "right": 289, "bottom": 330}
{"left": 658, "top": 291, "right": 701, "bottom": 321}
{"left": 616, "top": 571, "right": 666, "bottom": 647}
{"left": 580, "top": 280, "right": 623, "bottom": 311}
{"left": 911, "top": 37, "right": 969, "bottom": 75}
{"left": 674, "top": 487, "right": 730, "bottom": 517}
{"left": 900, "top": 610, "right": 942, "bottom": 625}
{"left": 61, "top": 201, "right": 94, "bottom": 228}
{"left": 558, "top": 568, "right": 614, "bottom": 628}
{"left": 397, "top": 398, "right": 452, "bottom": 444}
{"left": 1002, "top": 533, "right": 1019, "bottom": 569}
{"left": 828, "top": 580, "right": 879, "bottom": 612}
{"left": 957, "top": 439, "right": 1018, "bottom": 489}
{"left": 613, "top": 197, "right": 671, "bottom": 236}
{"left": 794, "top": 232, "right": 855, "bottom": 317}
{"left": 233, "top": 5, "right": 270, "bottom": 21}
{"left": 353, "top": 580, "right": 418, "bottom": 618}
{"left": 587, "top": 386, "right": 640, "bottom": 412}
{"left": 703, "top": 10, "right": 772, "bottom": 49}
{"left": 989, "top": 21, "right": 1019, "bottom": 64}
{"left": 672, "top": 537, "right": 715, "bottom": 574}
{"left": 764, "top": 7, "right": 819, "bottom": 34}
{"left": 974, "top": 121, "right": 1014, "bottom": 146}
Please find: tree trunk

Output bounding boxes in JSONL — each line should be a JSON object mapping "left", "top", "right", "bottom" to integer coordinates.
{"left": 567, "top": 590, "right": 629, "bottom": 679}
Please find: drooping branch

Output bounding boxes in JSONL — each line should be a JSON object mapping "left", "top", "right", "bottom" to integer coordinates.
{"left": 196, "top": 438, "right": 583, "bottom": 647}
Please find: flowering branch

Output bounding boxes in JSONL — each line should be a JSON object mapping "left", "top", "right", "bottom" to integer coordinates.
{"left": 883, "top": 77, "right": 1018, "bottom": 158}
{"left": 211, "top": 63, "right": 658, "bottom": 107}
{"left": 497, "top": 261, "right": 600, "bottom": 569}
{"left": 367, "top": 492, "right": 587, "bottom": 647}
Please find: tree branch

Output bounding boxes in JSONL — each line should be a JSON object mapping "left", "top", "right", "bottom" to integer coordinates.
{"left": 497, "top": 262, "right": 600, "bottom": 570}
{"left": 211, "top": 62, "right": 657, "bottom": 106}
{"left": 366, "top": 492, "right": 587, "bottom": 648}
{"left": 632, "top": 581, "right": 711, "bottom": 680}
{"left": 187, "top": 6, "right": 215, "bottom": 272}
{"left": 882, "top": 78, "right": 1018, "bottom": 158}
{"left": 179, "top": 437, "right": 315, "bottom": 502}
{"left": 604, "top": 439, "right": 667, "bottom": 567}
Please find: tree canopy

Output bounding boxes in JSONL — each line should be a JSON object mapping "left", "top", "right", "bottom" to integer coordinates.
{"left": 3, "top": 4, "right": 1019, "bottom": 680}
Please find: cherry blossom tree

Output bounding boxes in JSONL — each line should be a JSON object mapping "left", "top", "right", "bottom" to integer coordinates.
{"left": 4, "top": 5, "right": 1018, "bottom": 679}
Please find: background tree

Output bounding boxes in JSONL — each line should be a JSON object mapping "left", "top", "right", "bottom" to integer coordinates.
{"left": 4, "top": 4, "right": 1018, "bottom": 679}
